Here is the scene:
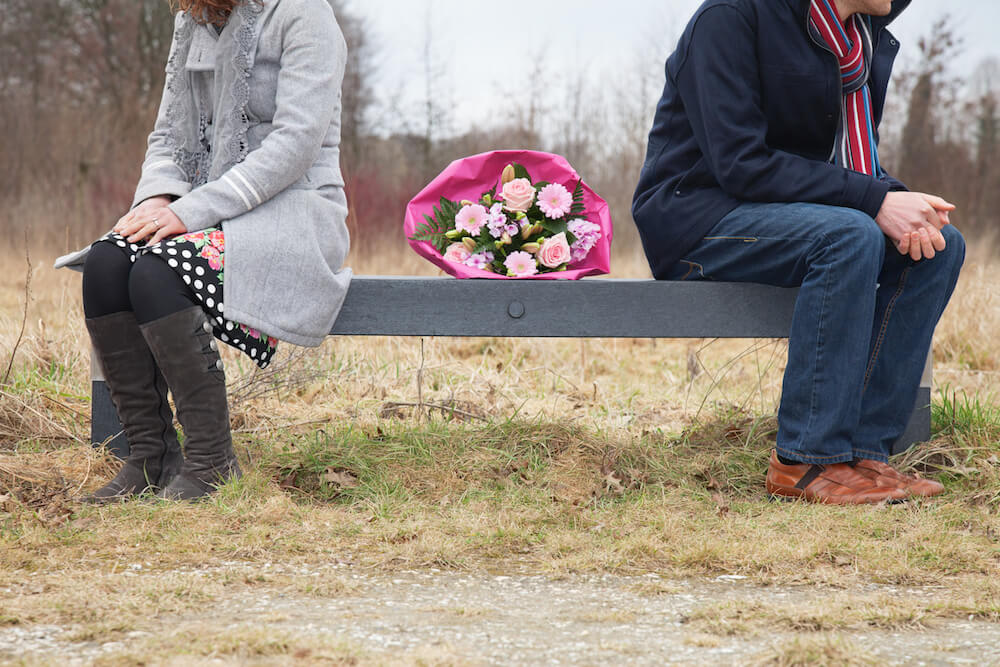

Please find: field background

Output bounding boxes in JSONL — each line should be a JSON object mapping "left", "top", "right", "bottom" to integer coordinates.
{"left": 2, "top": 1, "right": 1000, "bottom": 665}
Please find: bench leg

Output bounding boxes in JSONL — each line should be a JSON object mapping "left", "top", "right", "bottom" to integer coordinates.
{"left": 91, "top": 346, "right": 129, "bottom": 459}
{"left": 891, "top": 350, "right": 933, "bottom": 455}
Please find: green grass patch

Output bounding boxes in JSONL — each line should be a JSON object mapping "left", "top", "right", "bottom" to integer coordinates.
{"left": 933, "top": 386, "right": 1000, "bottom": 440}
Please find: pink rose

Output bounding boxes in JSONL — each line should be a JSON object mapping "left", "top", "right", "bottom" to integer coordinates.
{"left": 501, "top": 178, "right": 535, "bottom": 213}
{"left": 537, "top": 232, "right": 571, "bottom": 269}
{"left": 443, "top": 242, "right": 471, "bottom": 264}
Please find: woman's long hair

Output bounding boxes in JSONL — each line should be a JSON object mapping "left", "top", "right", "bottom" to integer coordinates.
{"left": 170, "top": 0, "right": 256, "bottom": 25}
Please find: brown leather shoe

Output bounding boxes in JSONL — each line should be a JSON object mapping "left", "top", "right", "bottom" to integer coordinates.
{"left": 853, "top": 459, "right": 945, "bottom": 498}
{"left": 766, "top": 451, "right": 908, "bottom": 505}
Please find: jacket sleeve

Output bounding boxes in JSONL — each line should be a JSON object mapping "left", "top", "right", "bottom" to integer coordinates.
{"left": 169, "top": 3, "right": 347, "bottom": 233}
{"left": 132, "top": 14, "right": 194, "bottom": 208}
{"left": 674, "top": 6, "right": 890, "bottom": 218}
{"left": 880, "top": 170, "right": 908, "bottom": 192}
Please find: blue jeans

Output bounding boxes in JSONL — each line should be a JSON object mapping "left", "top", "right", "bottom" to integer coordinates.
{"left": 666, "top": 202, "right": 965, "bottom": 463}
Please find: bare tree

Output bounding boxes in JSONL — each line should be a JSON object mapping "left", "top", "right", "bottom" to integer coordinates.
{"left": 332, "top": 0, "right": 378, "bottom": 165}
{"left": 417, "top": 1, "right": 452, "bottom": 177}
{"left": 968, "top": 58, "right": 1000, "bottom": 228}
{"left": 897, "top": 17, "right": 962, "bottom": 193}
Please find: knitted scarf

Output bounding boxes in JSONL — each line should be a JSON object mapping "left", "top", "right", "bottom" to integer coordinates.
{"left": 808, "top": 0, "right": 881, "bottom": 176}
{"left": 162, "top": 2, "right": 264, "bottom": 187}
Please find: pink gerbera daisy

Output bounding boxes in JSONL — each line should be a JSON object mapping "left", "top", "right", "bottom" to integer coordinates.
{"left": 455, "top": 204, "right": 488, "bottom": 236}
{"left": 503, "top": 251, "right": 538, "bottom": 278}
{"left": 536, "top": 183, "right": 572, "bottom": 219}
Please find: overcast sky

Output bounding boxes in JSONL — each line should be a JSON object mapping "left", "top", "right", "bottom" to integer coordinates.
{"left": 344, "top": 0, "right": 1000, "bottom": 135}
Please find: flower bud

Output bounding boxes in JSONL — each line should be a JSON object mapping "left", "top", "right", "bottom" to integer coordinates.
{"left": 445, "top": 228, "right": 463, "bottom": 239}
{"left": 501, "top": 232, "right": 512, "bottom": 245}
{"left": 501, "top": 164, "right": 516, "bottom": 185}
{"left": 521, "top": 242, "right": 540, "bottom": 254}
{"left": 462, "top": 237, "right": 477, "bottom": 252}
{"left": 483, "top": 194, "right": 493, "bottom": 206}
{"left": 460, "top": 200, "right": 475, "bottom": 207}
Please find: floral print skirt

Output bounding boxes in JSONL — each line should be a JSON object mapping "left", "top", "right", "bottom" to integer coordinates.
{"left": 96, "top": 228, "right": 277, "bottom": 369}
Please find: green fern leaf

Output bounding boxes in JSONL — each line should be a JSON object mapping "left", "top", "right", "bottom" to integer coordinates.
{"left": 569, "top": 179, "right": 585, "bottom": 216}
{"left": 408, "top": 196, "right": 461, "bottom": 254}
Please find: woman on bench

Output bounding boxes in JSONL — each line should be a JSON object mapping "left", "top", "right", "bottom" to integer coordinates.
{"left": 68, "top": 0, "right": 352, "bottom": 501}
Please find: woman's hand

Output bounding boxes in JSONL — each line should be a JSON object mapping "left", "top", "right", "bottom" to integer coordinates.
{"left": 113, "top": 197, "right": 187, "bottom": 245}
{"left": 875, "top": 192, "right": 954, "bottom": 261}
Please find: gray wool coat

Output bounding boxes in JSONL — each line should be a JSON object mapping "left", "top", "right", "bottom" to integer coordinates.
{"left": 58, "top": 0, "right": 352, "bottom": 347}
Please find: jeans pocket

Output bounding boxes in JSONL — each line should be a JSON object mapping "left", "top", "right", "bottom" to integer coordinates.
{"left": 703, "top": 236, "right": 759, "bottom": 243}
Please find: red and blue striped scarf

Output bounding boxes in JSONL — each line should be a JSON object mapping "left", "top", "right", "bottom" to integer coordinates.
{"left": 808, "top": 0, "right": 881, "bottom": 176}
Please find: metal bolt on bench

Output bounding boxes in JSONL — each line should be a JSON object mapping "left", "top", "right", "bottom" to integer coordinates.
{"left": 87, "top": 277, "right": 932, "bottom": 458}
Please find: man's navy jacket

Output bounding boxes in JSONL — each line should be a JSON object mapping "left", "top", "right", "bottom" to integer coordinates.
{"left": 632, "top": 0, "right": 911, "bottom": 279}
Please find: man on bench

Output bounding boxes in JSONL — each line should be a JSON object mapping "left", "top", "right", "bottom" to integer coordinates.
{"left": 632, "top": 0, "right": 964, "bottom": 503}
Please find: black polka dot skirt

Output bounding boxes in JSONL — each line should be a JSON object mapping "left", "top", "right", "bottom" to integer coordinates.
{"left": 97, "top": 228, "right": 277, "bottom": 369}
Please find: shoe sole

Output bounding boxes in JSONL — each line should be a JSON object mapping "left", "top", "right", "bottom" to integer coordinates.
{"left": 767, "top": 492, "right": 910, "bottom": 506}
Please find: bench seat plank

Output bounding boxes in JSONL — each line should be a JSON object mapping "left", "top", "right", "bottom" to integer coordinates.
{"left": 331, "top": 277, "right": 800, "bottom": 338}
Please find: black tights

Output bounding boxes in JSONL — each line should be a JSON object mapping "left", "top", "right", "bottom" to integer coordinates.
{"left": 82, "top": 242, "right": 199, "bottom": 323}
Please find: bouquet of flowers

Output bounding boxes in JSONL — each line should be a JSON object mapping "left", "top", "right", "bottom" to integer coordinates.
{"left": 404, "top": 151, "right": 612, "bottom": 280}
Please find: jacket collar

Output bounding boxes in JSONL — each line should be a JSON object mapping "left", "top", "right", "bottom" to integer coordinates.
{"left": 783, "top": 0, "right": 911, "bottom": 30}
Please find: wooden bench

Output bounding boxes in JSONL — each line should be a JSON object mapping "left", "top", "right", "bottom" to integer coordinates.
{"left": 88, "top": 277, "right": 932, "bottom": 457}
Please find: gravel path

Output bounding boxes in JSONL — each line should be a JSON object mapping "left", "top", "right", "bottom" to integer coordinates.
{"left": 3, "top": 566, "right": 1000, "bottom": 665}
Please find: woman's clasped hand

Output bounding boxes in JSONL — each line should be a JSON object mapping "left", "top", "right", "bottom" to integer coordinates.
{"left": 113, "top": 196, "right": 187, "bottom": 246}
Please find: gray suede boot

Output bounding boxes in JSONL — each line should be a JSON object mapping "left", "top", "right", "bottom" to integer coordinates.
{"left": 140, "top": 307, "right": 242, "bottom": 500}
{"left": 84, "top": 312, "right": 184, "bottom": 503}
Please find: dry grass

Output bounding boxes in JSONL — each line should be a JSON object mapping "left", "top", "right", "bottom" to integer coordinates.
{"left": 2, "top": 241, "right": 1000, "bottom": 659}
{"left": 754, "top": 635, "right": 879, "bottom": 666}
{"left": 932, "top": 244, "right": 1000, "bottom": 391}
{"left": 682, "top": 584, "right": 1000, "bottom": 637}
{"left": 92, "top": 626, "right": 366, "bottom": 666}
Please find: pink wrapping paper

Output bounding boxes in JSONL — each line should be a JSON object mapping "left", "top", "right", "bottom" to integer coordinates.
{"left": 404, "top": 150, "right": 613, "bottom": 279}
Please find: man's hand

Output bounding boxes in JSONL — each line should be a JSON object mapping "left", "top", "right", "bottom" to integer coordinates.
{"left": 875, "top": 192, "right": 955, "bottom": 261}
{"left": 113, "top": 197, "right": 186, "bottom": 245}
